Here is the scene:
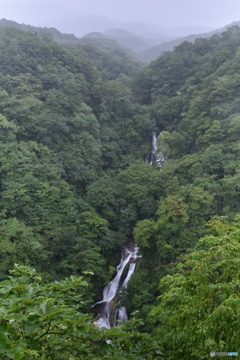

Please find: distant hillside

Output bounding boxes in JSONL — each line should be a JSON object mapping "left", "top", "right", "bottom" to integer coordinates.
{"left": 38, "top": 13, "right": 216, "bottom": 39}
{"left": 0, "top": 18, "right": 144, "bottom": 80}
{"left": 0, "top": 18, "right": 80, "bottom": 43}
{"left": 0, "top": 19, "right": 143, "bottom": 65}
{"left": 84, "top": 28, "right": 179, "bottom": 55}
{"left": 0, "top": 19, "right": 129, "bottom": 53}
{"left": 2, "top": 17, "right": 238, "bottom": 65}
{"left": 139, "top": 21, "right": 240, "bottom": 61}
{"left": 140, "top": 32, "right": 179, "bottom": 46}
{"left": 82, "top": 32, "right": 109, "bottom": 39}
{"left": 81, "top": 23, "right": 240, "bottom": 61}
{"left": 102, "top": 28, "right": 150, "bottom": 54}
{"left": 155, "top": 25, "right": 216, "bottom": 37}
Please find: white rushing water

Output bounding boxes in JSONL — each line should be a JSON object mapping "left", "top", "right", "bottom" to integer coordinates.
{"left": 93, "top": 246, "right": 140, "bottom": 328}
{"left": 145, "top": 131, "right": 157, "bottom": 165}
{"left": 145, "top": 131, "right": 167, "bottom": 167}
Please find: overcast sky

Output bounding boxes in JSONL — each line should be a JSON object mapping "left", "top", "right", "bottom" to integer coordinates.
{"left": 1, "top": 0, "right": 240, "bottom": 31}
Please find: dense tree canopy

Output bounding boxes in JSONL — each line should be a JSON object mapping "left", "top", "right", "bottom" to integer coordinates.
{"left": 150, "top": 217, "right": 240, "bottom": 359}
{"left": 0, "top": 264, "right": 162, "bottom": 359}
{"left": 0, "top": 21, "right": 240, "bottom": 358}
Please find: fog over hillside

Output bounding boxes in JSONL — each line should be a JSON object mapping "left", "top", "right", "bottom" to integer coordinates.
{"left": 2, "top": 0, "right": 240, "bottom": 30}
{"left": 1, "top": 16, "right": 239, "bottom": 63}
{"left": 2, "top": 0, "right": 239, "bottom": 38}
{"left": 48, "top": 16, "right": 216, "bottom": 38}
{"left": 3, "top": 0, "right": 240, "bottom": 63}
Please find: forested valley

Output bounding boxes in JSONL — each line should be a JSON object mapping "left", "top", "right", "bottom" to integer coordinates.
{"left": 0, "top": 22, "right": 239, "bottom": 359}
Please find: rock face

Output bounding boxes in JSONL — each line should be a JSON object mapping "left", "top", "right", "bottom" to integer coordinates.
{"left": 129, "top": 256, "right": 140, "bottom": 263}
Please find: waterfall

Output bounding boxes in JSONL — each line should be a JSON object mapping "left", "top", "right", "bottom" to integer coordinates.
{"left": 93, "top": 246, "right": 140, "bottom": 328}
{"left": 116, "top": 262, "right": 137, "bottom": 326}
{"left": 145, "top": 131, "right": 157, "bottom": 165}
{"left": 145, "top": 131, "right": 167, "bottom": 166}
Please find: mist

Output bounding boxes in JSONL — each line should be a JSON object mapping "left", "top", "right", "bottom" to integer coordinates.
{"left": 1, "top": 0, "right": 240, "bottom": 36}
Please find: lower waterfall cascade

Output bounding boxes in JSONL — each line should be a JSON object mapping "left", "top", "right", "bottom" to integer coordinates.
{"left": 93, "top": 246, "right": 141, "bottom": 328}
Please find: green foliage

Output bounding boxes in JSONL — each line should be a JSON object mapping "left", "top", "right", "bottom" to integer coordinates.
{"left": 0, "top": 26, "right": 148, "bottom": 294}
{"left": 126, "top": 29, "right": 240, "bottom": 323}
{"left": 2, "top": 20, "right": 240, "bottom": 354}
{"left": 133, "top": 219, "right": 155, "bottom": 248}
{"left": 0, "top": 264, "right": 162, "bottom": 359}
{"left": 150, "top": 217, "right": 240, "bottom": 359}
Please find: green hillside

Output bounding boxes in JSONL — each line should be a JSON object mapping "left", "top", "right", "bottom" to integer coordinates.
{"left": 139, "top": 21, "right": 240, "bottom": 61}
{"left": 0, "top": 22, "right": 240, "bottom": 359}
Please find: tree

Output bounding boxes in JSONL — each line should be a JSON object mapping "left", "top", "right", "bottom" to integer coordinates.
{"left": 150, "top": 216, "right": 240, "bottom": 359}
{"left": 0, "top": 264, "right": 163, "bottom": 359}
